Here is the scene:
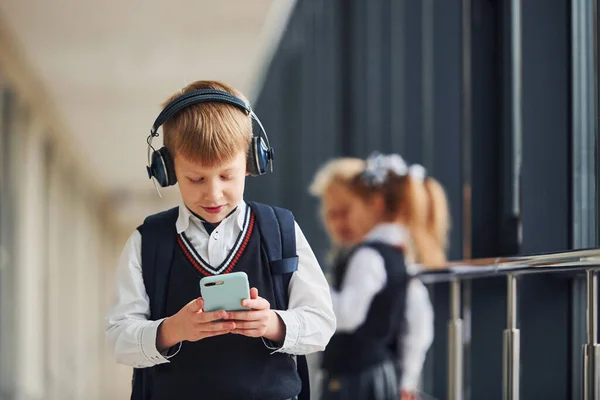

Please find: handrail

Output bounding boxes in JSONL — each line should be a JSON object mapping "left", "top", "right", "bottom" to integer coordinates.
{"left": 419, "top": 247, "right": 600, "bottom": 400}
{"left": 417, "top": 248, "right": 600, "bottom": 284}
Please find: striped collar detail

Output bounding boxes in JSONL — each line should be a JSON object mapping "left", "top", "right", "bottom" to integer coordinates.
{"left": 177, "top": 205, "right": 255, "bottom": 276}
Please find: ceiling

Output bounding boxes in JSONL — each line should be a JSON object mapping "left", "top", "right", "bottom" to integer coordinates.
{"left": 0, "top": 0, "right": 295, "bottom": 228}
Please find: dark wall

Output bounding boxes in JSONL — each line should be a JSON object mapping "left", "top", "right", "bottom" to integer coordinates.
{"left": 248, "top": 0, "right": 470, "bottom": 263}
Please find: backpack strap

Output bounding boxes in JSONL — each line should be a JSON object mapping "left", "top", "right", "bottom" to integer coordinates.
{"left": 246, "top": 201, "right": 310, "bottom": 400}
{"left": 138, "top": 206, "right": 179, "bottom": 320}
{"left": 247, "top": 201, "right": 298, "bottom": 309}
{"left": 131, "top": 206, "right": 179, "bottom": 400}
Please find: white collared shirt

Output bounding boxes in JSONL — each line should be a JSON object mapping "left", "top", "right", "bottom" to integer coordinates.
{"left": 105, "top": 201, "right": 336, "bottom": 369}
{"left": 329, "top": 223, "right": 434, "bottom": 392}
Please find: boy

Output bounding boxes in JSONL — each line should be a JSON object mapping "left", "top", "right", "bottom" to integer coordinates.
{"left": 105, "top": 80, "right": 336, "bottom": 400}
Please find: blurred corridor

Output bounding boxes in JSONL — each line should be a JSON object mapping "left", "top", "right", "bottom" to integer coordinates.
{"left": 0, "top": 1, "right": 297, "bottom": 398}
{"left": 0, "top": 0, "right": 599, "bottom": 399}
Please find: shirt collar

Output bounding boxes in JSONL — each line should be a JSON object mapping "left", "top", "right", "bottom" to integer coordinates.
{"left": 176, "top": 200, "right": 247, "bottom": 234}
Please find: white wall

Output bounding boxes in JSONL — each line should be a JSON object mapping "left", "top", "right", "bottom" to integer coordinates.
{"left": 0, "top": 61, "right": 133, "bottom": 400}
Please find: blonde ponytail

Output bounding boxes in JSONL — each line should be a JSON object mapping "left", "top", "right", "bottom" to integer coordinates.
{"left": 423, "top": 177, "right": 451, "bottom": 251}
{"left": 399, "top": 175, "right": 448, "bottom": 268}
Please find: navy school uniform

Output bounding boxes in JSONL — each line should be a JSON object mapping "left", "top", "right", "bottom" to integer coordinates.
{"left": 321, "top": 223, "right": 434, "bottom": 399}
{"left": 152, "top": 206, "right": 300, "bottom": 399}
{"left": 105, "top": 202, "right": 336, "bottom": 400}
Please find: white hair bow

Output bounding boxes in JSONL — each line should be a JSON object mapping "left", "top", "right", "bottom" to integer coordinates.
{"left": 362, "top": 152, "right": 427, "bottom": 185}
{"left": 408, "top": 164, "right": 427, "bottom": 182}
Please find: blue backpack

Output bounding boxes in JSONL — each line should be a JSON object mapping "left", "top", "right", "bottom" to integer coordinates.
{"left": 131, "top": 201, "right": 310, "bottom": 400}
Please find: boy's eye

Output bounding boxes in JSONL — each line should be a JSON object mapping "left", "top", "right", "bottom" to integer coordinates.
{"left": 188, "top": 177, "right": 204, "bottom": 184}
{"left": 220, "top": 175, "right": 233, "bottom": 181}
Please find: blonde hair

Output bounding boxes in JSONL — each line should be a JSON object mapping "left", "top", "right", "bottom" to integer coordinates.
{"left": 162, "top": 80, "right": 252, "bottom": 166}
{"left": 347, "top": 170, "right": 450, "bottom": 268}
{"left": 424, "top": 177, "right": 450, "bottom": 252}
{"left": 309, "top": 158, "right": 366, "bottom": 196}
{"left": 408, "top": 177, "right": 450, "bottom": 267}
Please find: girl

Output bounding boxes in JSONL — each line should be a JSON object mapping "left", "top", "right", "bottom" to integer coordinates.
{"left": 319, "top": 152, "right": 449, "bottom": 400}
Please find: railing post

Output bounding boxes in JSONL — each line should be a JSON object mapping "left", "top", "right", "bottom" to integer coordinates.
{"left": 583, "top": 270, "right": 600, "bottom": 400}
{"left": 448, "top": 279, "right": 463, "bottom": 400}
{"left": 503, "top": 274, "right": 520, "bottom": 400}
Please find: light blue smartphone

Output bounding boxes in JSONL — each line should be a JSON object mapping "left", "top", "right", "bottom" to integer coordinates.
{"left": 199, "top": 271, "right": 251, "bottom": 312}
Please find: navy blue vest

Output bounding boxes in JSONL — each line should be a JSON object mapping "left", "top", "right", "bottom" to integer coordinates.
{"left": 321, "top": 242, "right": 408, "bottom": 375}
{"left": 150, "top": 212, "right": 301, "bottom": 400}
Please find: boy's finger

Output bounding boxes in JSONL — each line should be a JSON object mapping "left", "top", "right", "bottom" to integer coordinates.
{"left": 227, "top": 310, "right": 266, "bottom": 321}
{"left": 196, "top": 309, "right": 229, "bottom": 323}
{"left": 232, "top": 320, "right": 262, "bottom": 330}
{"left": 249, "top": 287, "right": 259, "bottom": 299}
{"left": 195, "top": 297, "right": 204, "bottom": 312}
{"left": 241, "top": 297, "right": 269, "bottom": 310}
{"left": 187, "top": 297, "right": 203, "bottom": 313}
{"left": 198, "top": 320, "right": 236, "bottom": 332}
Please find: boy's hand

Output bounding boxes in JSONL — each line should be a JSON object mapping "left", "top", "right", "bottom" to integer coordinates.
{"left": 157, "top": 297, "right": 235, "bottom": 351}
{"left": 226, "top": 288, "right": 286, "bottom": 343}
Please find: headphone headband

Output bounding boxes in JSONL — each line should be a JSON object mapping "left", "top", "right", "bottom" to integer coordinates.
{"left": 151, "top": 89, "right": 252, "bottom": 135}
{"left": 145, "top": 88, "right": 274, "bottom": 195}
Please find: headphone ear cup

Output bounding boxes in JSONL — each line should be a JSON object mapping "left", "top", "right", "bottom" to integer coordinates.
{"left": 160, "top": 147, "right": 177, "bottom": 185}
{"left": 246, "top": 137, "right": 259, "bottom": 176}
{"left": 150, "top": 147, "right": 177, "bottom": 187}
{"left": 247, "top": 136, "right": 271, "bottom": 176}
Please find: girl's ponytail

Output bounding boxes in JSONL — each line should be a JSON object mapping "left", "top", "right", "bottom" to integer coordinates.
{"left": 423, "top": 177, "right": 451, "bottom": 252}
{"left": 400, "top": 175, "right": 447, "bottom": 267}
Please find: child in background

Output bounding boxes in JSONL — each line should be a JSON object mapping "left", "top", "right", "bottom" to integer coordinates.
{"left": 317, "top": 153, "right": 449, "bottom": 399}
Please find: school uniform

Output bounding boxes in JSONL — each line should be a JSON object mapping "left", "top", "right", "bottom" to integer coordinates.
{"left": 321, "top": 223, "right": 434, "bottom": 399}
{"left": 105, "top": 200, "right": 336, "bottom": 400}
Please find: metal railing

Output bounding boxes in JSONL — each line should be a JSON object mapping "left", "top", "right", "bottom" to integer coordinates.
{"left": 418, "top": 248, "right": 600, "bottom": 400}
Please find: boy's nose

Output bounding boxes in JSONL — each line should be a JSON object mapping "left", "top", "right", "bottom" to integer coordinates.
{"left": 203, "top": 182, "right": 222, "bottom": 202}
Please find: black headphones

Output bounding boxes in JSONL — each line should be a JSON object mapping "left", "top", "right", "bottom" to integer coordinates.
{"left": 146, "top": 89, "right": 274, "bottom": 188}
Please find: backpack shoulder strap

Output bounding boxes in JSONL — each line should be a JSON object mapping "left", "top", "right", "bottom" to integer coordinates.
{"left": 131, "top": 206, "right": 179, "bottom": 400}
{"left": 246, "top": 201, "right": 310, "bottom": 400}
{"left": 137, "top": 206, "right": 179, "bottom": 320}
{"left": 246, "top": 201, "right": 298, "bottom": 310}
